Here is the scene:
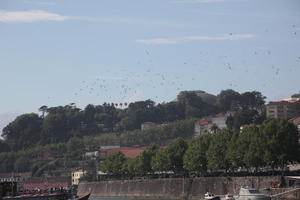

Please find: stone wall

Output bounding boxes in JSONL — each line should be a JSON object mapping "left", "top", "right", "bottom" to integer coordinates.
{"left": 78, "top": 176, "right": 281, "bottom": 199}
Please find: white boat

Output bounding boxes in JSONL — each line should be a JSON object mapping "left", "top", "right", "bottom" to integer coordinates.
{"left": 205, "top": 192, "right": 220, "bottom": 200}
{"left": 237, "top": 187, "right": 271, "bottom": 200}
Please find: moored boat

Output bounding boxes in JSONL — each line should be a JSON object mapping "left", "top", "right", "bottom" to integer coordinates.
{"left": 2, "top": 192, "right": 90, "bottom": 200}
{"left": 2, "top": 192, "right": 69, "bottom": 200}
{"left": 237, "top": 187, "right": 270, "bottom": 200}
{"left": 76, "top": 193, "right": 90, "bottom": 200}
{"left": 204, "top": 192, "right": 221, "bottom": 200}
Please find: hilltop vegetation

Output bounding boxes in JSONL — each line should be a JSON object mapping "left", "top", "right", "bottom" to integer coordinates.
{"left": 0, "top": 89, "right": 268, "bottom": 175}
{"left": 1, "top": 89, "right": 265, "bottom": 151}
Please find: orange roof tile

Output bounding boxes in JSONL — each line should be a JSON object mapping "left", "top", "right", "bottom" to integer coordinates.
{"left": 267, "top": 101, "right": 291, "bottom": 105}
{"left": 196, "top": 120, "right": 212, "bottom": 125}
{"left": 103, "top": 147, "right": 148, "bottom": 158}
{"left": 289, "top": 116, "right": 300, "bottom": 121}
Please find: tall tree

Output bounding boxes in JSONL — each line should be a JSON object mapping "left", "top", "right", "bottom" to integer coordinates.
{"left": 216, "top": 89, "right": 241, "bottom": 111}
{"left": 100, "top": 151, "right": 127, "bottom": 174}
{"left": 183, "top": 135, "right": 210, "bottom": 172}
{"left": 240, "top": 91, "right": 265, "bottom": 111}
{"left": 38, "top": 105, "right": 48, "bottom": 118}
{"left": 206, "top": 129, "right": 232, "bottom": 171}
{"left": 2, "top": 113, "right": 42, "bottom": 150}
{"left": 137, "top": 144, "right": 159, "bottom": 173}
{"left": 260, "top": 119, "right": 299, "bottom": 170}
{"left": 165, "top": 137, "right": 188, "bottom": 172}
{"left": 152, "top": 149, "right": 170, "bottom": 172}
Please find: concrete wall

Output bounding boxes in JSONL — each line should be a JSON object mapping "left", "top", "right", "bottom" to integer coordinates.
{"left": 78, "top": 176, "right": 281, "bottom": 199}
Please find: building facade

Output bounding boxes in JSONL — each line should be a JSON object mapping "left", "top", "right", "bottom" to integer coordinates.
{"left": 194, "top": 120, "right": 214, "bottom": 136}
{"left": 266, "top": 100, "right": 300, "bottom": 120}
{"left": 71, "top": 169, "right": 86, "bottom": 186}
{"left": 289, "top": 116, "right": 300, "bottom": 132}
{"left": 194, "top": 111, "right": 234, "bottom": 136}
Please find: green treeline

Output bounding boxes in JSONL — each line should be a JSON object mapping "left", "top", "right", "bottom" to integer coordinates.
{"left": 0, "top": 89, "right": 269, "bottom": 175}
{"left": 101, "top": 119, "right": 300, "bottom": 175}
{"left": 1, "top": 89, "right": 265, "bottom": 151}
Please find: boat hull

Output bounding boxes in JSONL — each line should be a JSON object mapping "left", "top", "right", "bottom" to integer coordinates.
{"left": 237, "top": 195, "right": 271, "bottom": 200}
{"left": 2, "top": 193, "right": 70, "bottom": 200}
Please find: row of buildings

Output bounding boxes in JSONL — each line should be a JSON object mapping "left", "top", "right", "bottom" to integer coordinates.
{"left": 266, "top": 96, "right": 300, "bottom": 131}
{"left": 194, "top": 95, "right": 300, "bottom": 136}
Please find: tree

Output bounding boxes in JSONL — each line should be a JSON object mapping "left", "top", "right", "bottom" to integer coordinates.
{"left": 206, "top": 129, "right": 232, "bottom": 171}
{"left": 38, "top": 105, "right": 48, "bottom": 118}
{"left": 14, "top": 156, "right": 31, "bottom": 172}
{"left": 66, "top": 137, "right": 84, "bottom": 157}
{"left": 244, "top": 128, "right": 265, "bottom": 171}
{"left": 0, "top": 140, "right": 10, "bottom": 152}
{"left": 100, "top": 151, "right": 127, "bottom": 174}
{"left": 41, "top": 105, "right": 82, "bottom": 144}
{"left": 228, "top": 110, "right": 265, "bottom": 131}
{"left": 216, "top": 89, "right": 241, "bottom": 111}
{"left": 122, "top": 99, "right": 157, "bottom": 130}
{"left": 137, "top": 144, "right": 159, "bottom": 173}
{"left": 0, "top": 152, "right": 15, "bottom": 173}
{"left": 2, "top": 113, "right": 42, "bottom": 150}
{"left": 124, "top": 157, "right": 140, "bottom": 174}
{"left": 152, "top": 149, "right": 170, "bottom": 172}
{"left": 240, "top": 91, "right": 265, "bottom": 111}
{"left": 225, "top": 131, "right": 241, "bottom": 171}
{"left": 291, "top": 93, "right": 300, "bottom": 98}
{"left": 156, "top": 102, "right": 185, "bottom": 122}
{"left": 260, "top": 119, "right": 300, "bottom": 170}
{"left": 165, "top": 137, "right": 188, "bottom": 172}
{"left": 226, "top": 125, "right": 264, "bottom": 171}
{"left": 177, "top": 91, "right": 217, "bottom": 119}
{"left": 183, "top": 135, "right": 210, "bottom": 172}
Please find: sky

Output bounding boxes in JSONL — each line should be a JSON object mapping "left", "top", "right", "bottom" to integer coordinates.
{"left": 0, "top": 0, "right": 300, "bottom": 133}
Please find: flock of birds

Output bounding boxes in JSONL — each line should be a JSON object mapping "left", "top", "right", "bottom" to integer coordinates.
{"left": 47, "top": 25, "right": 299, "bottom": 107}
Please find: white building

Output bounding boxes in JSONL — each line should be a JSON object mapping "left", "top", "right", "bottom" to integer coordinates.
{"left": 194, "top": 111, "right": 235, "bottom": 136}
{"left": 71, "top": 169, "right": 86, "bottom": 185}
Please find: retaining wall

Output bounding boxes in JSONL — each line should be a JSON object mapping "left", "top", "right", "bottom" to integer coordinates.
{"left": 78, "top": 176, "right": 281, "bottom": 199}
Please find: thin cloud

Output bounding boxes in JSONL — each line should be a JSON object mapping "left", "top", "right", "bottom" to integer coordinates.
{"left": 74, "top": 16, "right": 191, "bottom": 28}
{"left": 0, "top": 10, "right": 189, "bottom": 27}
{"left": 136, "top": 34, "right": 256, "bottom": 45}
{"left": 0, "top": 10, "right": 70, "bottom": 23}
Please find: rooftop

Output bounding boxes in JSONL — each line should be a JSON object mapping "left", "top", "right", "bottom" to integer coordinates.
{"left": 195, "top": 120, "right": 212, "bottom": 126}
{"left": 101, "top": 147, "right": 148, "bottom": 158}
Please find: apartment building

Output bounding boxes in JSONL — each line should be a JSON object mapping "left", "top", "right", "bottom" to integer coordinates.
{"left": 266, "top": 100, "right": 300, "bottom": 120}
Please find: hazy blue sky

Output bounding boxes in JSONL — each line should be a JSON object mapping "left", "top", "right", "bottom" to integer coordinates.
{"left": 0, "top": 0, "right": 300, "bottom": 131}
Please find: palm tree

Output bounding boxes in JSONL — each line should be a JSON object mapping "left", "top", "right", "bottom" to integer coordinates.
{"left": 39, "top": 105, "right": 48, "bottom": 118}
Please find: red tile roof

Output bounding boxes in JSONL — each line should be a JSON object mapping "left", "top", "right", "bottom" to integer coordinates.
{"left": 196, "top": 120, "right": 212, "bottom": 125}
{"left": 23, "top": 182, "right": 69, "bottom": 190}
{"left": 102, "top": 147, "right": 148, "bottom": 158}
{"left": 289, "top": 116, "right": 300, "bottom": 121}
{"left": 267, "top": 101, "right": 291, "bottom": 105}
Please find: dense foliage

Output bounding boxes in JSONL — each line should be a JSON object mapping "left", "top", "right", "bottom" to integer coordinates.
{"left": 0, "top": 89, "right": 269, "bottom": 175}
{"left": 100, "top": 119, "right": 299, "bottom": 176}
{"left": 1, "top": 89, "right": 265, "bottom": 151}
